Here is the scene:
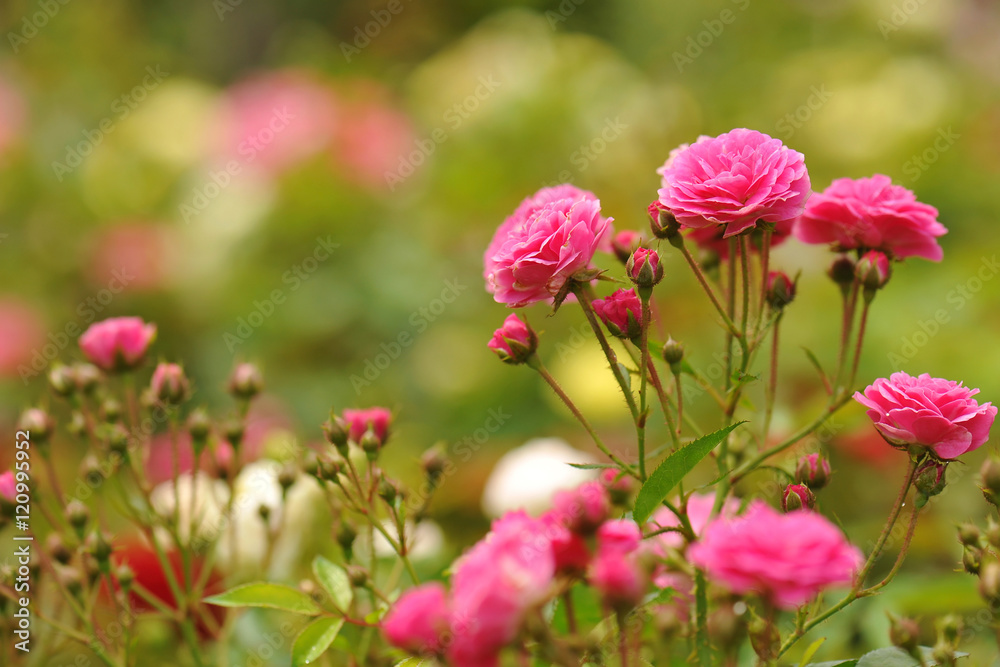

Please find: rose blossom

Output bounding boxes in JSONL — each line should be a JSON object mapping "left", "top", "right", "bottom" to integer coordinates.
{"left": 484, "top": 185, "right": 612, "bottom": 307}
{"left": 647, "top": 492, "right": 740, "bottom": 555}
{"left": 592, "top": 288, "right": 642, "bottom": 339}
{"left": 854, "top": 372, "right": 996, "bottom": 460}
{"left": 551, "top": 480, "right": 610, "bottom": 534}
{"left": 448, "top": 511, "right": 557, "bottom": 666}
{"left": 487, "top": 314, "right": 537, "bottom": 364}
{"left": 382, "top": 582, "right": 452, "bottom": 656}
{"left": 341, "top": 407, "right": 392, "bottom": 445}
{"left": 688, "top": 501, "right": 862, "bottom": 609}
{"left": 151, "top": 363, "right": 189, "bottom": 404}
{"left": 79, "top": 317, "right": 157, "bottom": 372}
{"left": 794, "top": 174, "right": 946, "bottom": 261}
{"left": 657, "top": 129, "right": 810, "bottom": 238}
{"left": 590, "top": 519, "right": 646, "bottom": 609}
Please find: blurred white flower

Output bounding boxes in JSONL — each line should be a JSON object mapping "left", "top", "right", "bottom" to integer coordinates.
{"left": 149, "top": 472, "right": 229, "bottom": 547}
{"left": 481, "top": 437, "right": 596, "bottom": 517}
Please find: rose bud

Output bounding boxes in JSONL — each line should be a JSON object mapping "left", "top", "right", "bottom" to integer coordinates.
{"left": 626, "top": 248, "right": 663, "bottom": 289}
{"left": 599, "top": 468, "right": 634, "bottom": 506}
{"left": 78, "top": 317, "right": 156, "bottom": 372}
{"left": 887, "top": 612, "right": 920, "bottom": 654}
{"left": 781, "top": 483, "right": 816, "bottom": 512}
{"left": 914, "top": 460, "right": 947, "bottom": 505}
{"left": 18, "top": 408, "right": 54, "bottom": 443}
{"left": 856, "top": 250, "right": 891, "bottom": 302}
{"left": 552, "top": 481, "right": 611, "bottom": 534}
{"left": 981, "top": 456, "right": 1000, "bottom": 507}
{"left": 48, "top": 364, "right": 77, "bottom": 397}
{"left": 765, "top": 271, "right": 796, "bottom": 310}
{"left": 487, "top": 314, "right": 538, "bottom": 365}
{"left": 827, "top": 255, "right": 856, "bottom": 294}
{"left": 593, "top": 288, "right": 642, "bottom": 340}
{"left": 342, "top": 408, "right": 392, "bottom": 446}
{"left": 662, "top": 337, "right": 685, "bottom": 372}
{"left": 958, "top": 523, "right": 982, "bottom": 548}
{"left": 611, "top": 230, "right": 643, "bottom": 264}
{"left": 151, "top": 363, "right": 189, "bottom": 405}
{"left": 980, "top": 560, "right": 1000, "bottom": 605}
{"left": 648, "top": 201, "right": 680, "bottom": 241}
{"left": 963, "top": 545, "right": 982, "bottom": 575}
{"left": 229, "top": 362, "right": 264, "bottom": 400}
{"left": 794, "top": 453, "right": 831, "bottom": 490}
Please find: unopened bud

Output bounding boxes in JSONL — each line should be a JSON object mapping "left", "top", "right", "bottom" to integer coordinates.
{"left": 104, "top": 424, "right": 130, "bottom": 456}
{"left": 936, "top": 614, "right": 961, "bottom": 647}
{"left": 765, "top": 271, "right": 796, "bottom": 310}
{"left": 856, "top": 250, "right": 891, "bottom": 302}
{"left": 47, "top": 534, "right": 72, "bottom": 564}
{"left": 84, "top": 531, "right": 113, "bottom": 565}
{"left": 611, "top": 230, "right": 643, "bottom": 264}
{"left": 229, "top": 362, "right": 264, "bottom": 401}
{"left": 58, "top": 566, "right": 83, "bottom": 597}
{"left": 360, "top": 429, "right": 381, "bottom": 461}
{"left": 67, "top": 411, "right": 87, "bottom": 438}
{"left": 337, "top": 522, "right": 357, "bottom": 554}
{"left": 648, "top": 201, "right": 680, "bottom": 241}
{"left": 48, "top": 364, "right": 77, "bottom": 397}
{"left": 151, "top": 363, "right": 189, "bottom": 404}
{"left": 980, "top": 560, "right": 1000, "bottom": 605}
{"left": 115, "top": 564, "right": 135, "bottom": 591}
{"left": 827, "top": 255, "right": 856, "bottom": 293}
{"left": 346, "top": 564, "right": 369, "bottom": 588}
{"left": 18, "top": 408, "right": 54, "bottom": 443}
{"left": 65, "top": 500, "right": 90, "bottom": 536}
{"left": 73, "top": 363, "right": 101, "bottom": 394}
{"left": 662, "top": 338, "right": 684, "bottom": 373}
{"left": 322, "top": 413, "right": 349, "bottom": 452}
{"left": 963, "top": 545, "right": 982, "bottom": 574}
{"left": 421, "top": 446, "right": 447, "bottom": 485}
{"left": 79, "top": 455, "right": 104, "bottom": 488}
{"left": 958, "top": 522, "right": 982, "bottom": 547}
{"left": 980, "top": 457, "right": 1000, "bottom": 507}
{"left": 302, "top": 451, "right": 320, "bottom": 478}
{"left": 987, "top": 519, "right": 1000, "bottom": 549}
{"left": 627, "top": 248, "right": 663, "bottom": 289}
{"left": 223, "top": 418, "right": 244, "bottom": 449}
{"left": 100, "top": 397, "right": 122, "bottom": 423}
{"left": 187, "top": 408, "right": 211, "bottom": 448}
{"left": 794, "top": 453, "right": 831, "bottom": 490}
{"left": 887, "top": 612, "right": 920, "bottom": 654}
{"left": 488, "top": 314, "right": 538, "bottom": 365}
{"left": 599, "top": 469, "right": 634, "bottom": 507}
{"left": 914, "top": 460, "right": 947, "bottom": 505}
{"left": 278, "top": 463, "right": 297, "bottom": 494}
{"left": 781, "top": 483, "right": 815, "bottom": 512}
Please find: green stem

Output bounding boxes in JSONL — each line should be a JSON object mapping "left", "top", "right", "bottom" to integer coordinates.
{"left": 763, "top": 314, "right": 782, "bottom": 443}
{"left": 677, "top": 239, "right": 741, "bottom": 337}
{"left": 848, "top": 298, "right": 872, "bottom": 389}
{"left": 574, "top": 282, "right": 639, "bottom": 420}
{"left": 530, "top": 356, "right": 639, "bottom": 479}
{"left": 638, "top": 291, "right": 653, "bottom": 480}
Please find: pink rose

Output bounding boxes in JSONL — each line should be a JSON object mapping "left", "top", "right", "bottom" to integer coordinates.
{"left": 0, "top": 471, "right": 15, "bottom": 503}
{"left": 151, "top": 363, "right": 189, "bottom": 404}
{"left": 592, "top": 288, "right": 642, "bottom": 339}
{"left": 487, "top": 314, "right": 537, "bottom": 364}
{"left": 647, "top": 492, "right": 739, "bottom": 555}
{"left": 0, "top": 298, "right": 45, "bottom": 378}
{"left": 551, "top": 480, "right": 610, "bottom": 534}
{"left": 79, "top": 317, "right": 157, "bottom": 372}
{"left": 794, "top": 174, "right": 946, "bottom": 261}
{"left": 541, "top": 510, "right": 591, "bottom": 573}
{"left": 589, "top": 519, "right": 646, "bottom": 609}
{"left": 341, "top": 407, "right": 392, "bottom": 445}
{"left": 484, "top": 185, "right": 612, "bottom": 307}
{"left": 382, "top": 582, "right": 452, "bottom": 656}
{"left": 657, "top": 129, "right": 810, "bottom": 238}
{"left": 854, "top": 372, "right": 996, "bottom": 460}
{"left": 688, "top": 501, "right": 862, "bottom": 609}
{"left": 611, "top": 230, "right": 643, "bottom": 263}
{"left": 448, "top": 511, "right": 556, "bottom": 666}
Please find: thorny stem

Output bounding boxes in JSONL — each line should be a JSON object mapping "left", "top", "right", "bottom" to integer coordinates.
{"left": 677, "top": 240, "right": 741, "bottom": 338}
{"left": 638, "top": 291, "right": 653, "bottom": 480}
{"left": 574, "top": 283, "right": 639, "bottom": 421}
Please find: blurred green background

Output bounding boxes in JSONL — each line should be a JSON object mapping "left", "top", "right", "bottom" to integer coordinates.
{"left": 2, "top": 0, "right": 1000, "bottom": 662}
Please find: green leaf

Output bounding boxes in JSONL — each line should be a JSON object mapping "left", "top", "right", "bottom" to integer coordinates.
{"left": 633, "top": 422, "right": 745, "bottom": 523}
{"left": 204, "top": 583, "right": 322, "bottom": 615}
{"left": 805, "top": 661, "right": 857, "bottom": 667}
{"left": 802, "top": 346, "right": 831, "bottom": 390}
{"left": 393, "top": 659, "right": 429, "bottom": 667}
{"left": 567, "top": 462, "right": 617, "bottom": 470}
{"left": 312, "top": 555, "right": 353, "bottom": 612}
{"left": 798, "top": 637, "right": 826, "bottom": 666}
{"left": 292, "top": 617, "right": 344, "bottom": 666}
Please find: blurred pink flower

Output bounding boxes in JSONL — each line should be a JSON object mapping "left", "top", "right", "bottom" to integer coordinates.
{"left": 448, "top": 510, "right": 556, "bottom": 666}
{"left": 657, "top": 129, "right": 810, "bottom": 238}
{"left": 341, "top": 407, "right": 392, "bottom": 445}
{"left": 647, "top": 492, "right": 740, "bottom": 556}
{"left": 79, "top": 317, "right": 156, "bottom": 372}
{"left": 688, "top": 501, "right": 862, "bottom": 609}
{"left": 150, "top": 362, "right": 188, "bottom": 404}
{"left": 795, "top": 175, "right": 946, "bottom": 261}
{"left": 0, "top": 470, "right": 15, "bottom": 502}
{"left": 855, "top": 372, "right": 996, "bottom": 460}
{"left": 218, "top": 70, "right": 337, "bottom": 175}
{"left": 551, "top": 480, "right": 610, "bottom": 534}
{"left": 88, "top": 223, "right": 171, "bottom": 292}
{"left": 0, "top": 75, "right": 26, "bottom": 159}
{"left": 484, "top": 185, "right": 612, "bottom": 307}
{"left": 332, "top": 95, "right": 413, "bottom": 189}
{"left": 0, "top": 298, "right": 45, "bottom": 378}
{"left": 540, "top": 510, "right": 591, "bottom": 573}
{"left": 589, "top": 519, "right": 646, "bottom": 609}
{"left": 592, "top": 288, "right": 642, "bottom": 340}
{"left": 382, "top": 582, "right": 452, "bottom": 656}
